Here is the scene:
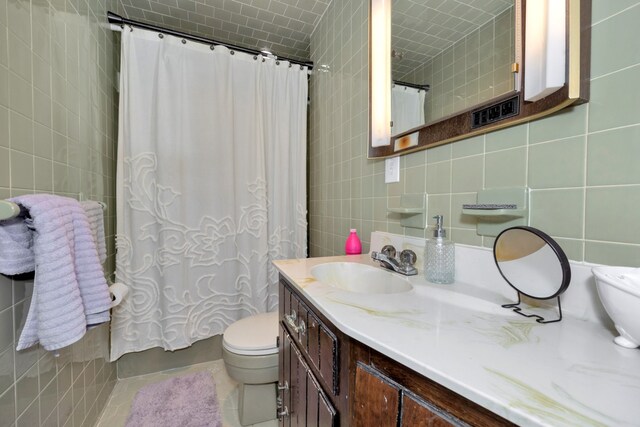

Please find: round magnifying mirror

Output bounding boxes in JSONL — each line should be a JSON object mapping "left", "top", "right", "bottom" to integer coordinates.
{"left": 493, "top": 226, "right": 571, "bottom": 300}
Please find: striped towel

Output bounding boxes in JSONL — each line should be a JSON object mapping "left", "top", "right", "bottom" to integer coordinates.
{"left": 0, "top": 195, "right": 111, "bottom": 351}
{"left": 80, "top": 201, "right": 107, "bottom": 264}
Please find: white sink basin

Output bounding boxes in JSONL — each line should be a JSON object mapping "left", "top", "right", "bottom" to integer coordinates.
{"left": 311, "top": 262, "right": 413, "bottom": 294}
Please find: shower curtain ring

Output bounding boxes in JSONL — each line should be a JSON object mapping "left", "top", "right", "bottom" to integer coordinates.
{"left": 182, "top": 39, "right": 186, "bottom": 44}
{"left": 230, "top": 50, "right": 235, "bottom": 55}
{"left": 210, "top": 45, "right": 215, "bottom": 50}
{"left": 158, "top": 33, "right": 164, "bottom": 39}
{"left": 276, "top": 61, "right": 280, "bottom": 65}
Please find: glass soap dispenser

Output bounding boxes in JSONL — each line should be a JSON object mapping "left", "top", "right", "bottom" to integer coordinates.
{"left": 425, "top": 215, "right": 455, "bottom": 284}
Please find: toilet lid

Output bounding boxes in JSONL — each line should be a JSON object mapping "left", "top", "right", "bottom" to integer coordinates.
{"left": 223, "top": 311, "right": 279, "bottom": 356}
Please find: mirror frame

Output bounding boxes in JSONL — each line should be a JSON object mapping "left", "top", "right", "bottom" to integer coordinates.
{"left": 493, "top": 226, "right": 571, "bottom": 300}
{"left": 368, "top": 0, "right": 592, "bottom": 159}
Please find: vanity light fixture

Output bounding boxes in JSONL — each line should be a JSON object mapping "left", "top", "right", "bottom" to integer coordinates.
{"left": 370, "top": 0, "right": 391, "bottom": 147}
{"left": 524, "top": 0, "right": 566, "bottom": 101}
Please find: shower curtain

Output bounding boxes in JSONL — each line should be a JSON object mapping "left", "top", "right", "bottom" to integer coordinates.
{"left": 111, "top": 28, "right": 307, "bottom": 361}
{"left": 391, "top": 85, "right": 426, "bottom": 135}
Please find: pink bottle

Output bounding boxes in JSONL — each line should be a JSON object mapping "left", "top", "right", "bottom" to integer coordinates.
{"left": 345, "top": 229, "right": 362, "bottom": 255}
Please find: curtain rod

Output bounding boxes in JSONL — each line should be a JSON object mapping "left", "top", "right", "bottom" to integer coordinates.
{"left": 393, "top": 80, "right": 430, "bottom": 91}
{"left": 107, "top": 11, "right": 314, "bottom": 70}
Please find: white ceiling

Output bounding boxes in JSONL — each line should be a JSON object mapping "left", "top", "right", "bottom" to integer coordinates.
{"left": 117, "top": 0, "right": 513, "bottom": 67}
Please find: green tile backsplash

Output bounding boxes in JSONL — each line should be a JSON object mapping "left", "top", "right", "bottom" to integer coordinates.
{"left": 309, "top": 0, "right": 640, "bottom": 267}
{"left": 587, "top": 125, "right": 640, "bottom": 185}
{"left": 528, "top": 136, "right": 585, "bottom": 188}
{"left": 0, "top": 0, "right": 120, "bottom": 424}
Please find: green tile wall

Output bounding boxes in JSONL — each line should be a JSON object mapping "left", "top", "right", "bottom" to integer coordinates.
{"left": 309, "top": 1, "right": 640, "bottom": 267}
{"left": 403, "top": 7, "right": 515, "bottom": 123}
{"left": 0, "top": 0, "right": 120, "bottom": 425}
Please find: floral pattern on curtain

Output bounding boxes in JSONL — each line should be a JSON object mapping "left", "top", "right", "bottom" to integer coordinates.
{"left": 111, "top": 28, "right": 307, "bottom": 361}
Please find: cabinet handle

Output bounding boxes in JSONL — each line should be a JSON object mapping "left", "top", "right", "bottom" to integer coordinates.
{"left": 286, "top": 316, "right": 306, "bottom": 335}
{"left": 277, "top": 381, "right": 288, "bottom": 411}
{"left": 285, "top": 313, "right": 297, "bottom": 330}
{"left": 277, "top": 406, "right": 289, "bottom": 419}
{"left": 286, "top": 310, "right": 306, "bottom": 334}
{"left": 278, "top": 381, "right": 289, "bottom": 391}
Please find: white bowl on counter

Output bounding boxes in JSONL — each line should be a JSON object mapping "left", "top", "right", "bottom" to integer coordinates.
{"left": 592, "top": 266, "right": 640, "bottom": 348}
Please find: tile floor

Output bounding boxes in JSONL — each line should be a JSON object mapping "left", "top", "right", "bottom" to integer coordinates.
{"left": 95, "top": 359, "right": 278, "bottom": 427}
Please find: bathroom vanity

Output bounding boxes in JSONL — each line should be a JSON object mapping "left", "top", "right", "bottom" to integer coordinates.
{"left": 278, "top": 276, "right": 512, "bottom": 426}
{"left": 274, "top": 233, "right": 640, "bottom": 426}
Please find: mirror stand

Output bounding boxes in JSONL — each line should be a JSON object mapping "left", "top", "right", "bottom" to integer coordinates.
{"left": 494, "top": 226, "right": 571, "bottom": 324}
{"left": 502, "top": 294, "right": 563, "bottom": 324}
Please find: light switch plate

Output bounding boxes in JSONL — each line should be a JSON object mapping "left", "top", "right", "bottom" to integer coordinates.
{"left": 385, "top": 157, "right": 400, "bottom": 183}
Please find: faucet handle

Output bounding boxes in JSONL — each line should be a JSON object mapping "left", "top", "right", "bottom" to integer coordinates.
{"left": 381, "top": 245, "right": 396, "bottom": 259}
{"left": 399, "top": 249, "right": 417, "bottom": 266}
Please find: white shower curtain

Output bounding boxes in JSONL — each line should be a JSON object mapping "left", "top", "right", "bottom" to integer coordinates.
{"left": 391, "top": 85, "right": 426, "bottom": 135}
{"left": 111, "top": 28, "right": 307, "bottom": 361}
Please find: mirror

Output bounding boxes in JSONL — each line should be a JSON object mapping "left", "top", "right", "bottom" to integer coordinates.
{"left": 493, "top": 226, "right": 571, "bottom": 323}
{"left": 391, "top": 0, "right": 515, "bottom": 137}
{"left": 369, "top": 0, "right": 591, "bottom": 158}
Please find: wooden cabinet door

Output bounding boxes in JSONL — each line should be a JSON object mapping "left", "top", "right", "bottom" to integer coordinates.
{"left": 354, "top": 362, "right": 467, "bottom": 427}
{"left": 281, "top": 327, "right": 308, "bottom": 427}
{"left": 402, "top": 392, "right": 459, "bottom": 427}
{"left": 281, "top": 327, "right": 337, "bottom": 427}
{"left": 307, "top": 369, "right": 337, "bottom": 427}
{"left": 290, "top": 338, "right": 308, "bottom": 427}
{"left": 353, "top": 363, "right": 401, "bottom": 427}
{"left": 280, "top": 325, "right": 291, "bottom": 427}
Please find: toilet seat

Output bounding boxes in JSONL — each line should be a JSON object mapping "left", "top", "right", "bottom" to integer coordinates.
{"left": 223, "top": 311, "right": 278, "bottom": 356}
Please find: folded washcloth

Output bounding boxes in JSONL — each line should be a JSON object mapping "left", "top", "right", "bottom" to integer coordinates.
{"left": 80, "top": 201, "right": 107, "bottom": 264}
{"left": 2, "top": 195, "right": 112, "bottom": 351}
{"left": 0, "top": 217, "right": 35, "bottom": 274}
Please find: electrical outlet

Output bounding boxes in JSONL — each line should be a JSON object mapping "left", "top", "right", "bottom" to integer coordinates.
{"left": 385, "top": 157, "right": 400, "bottom": 183}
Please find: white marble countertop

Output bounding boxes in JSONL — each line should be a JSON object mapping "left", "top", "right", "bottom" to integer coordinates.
{"left": 273, "top": 253, "right": 640, "bottom": 427}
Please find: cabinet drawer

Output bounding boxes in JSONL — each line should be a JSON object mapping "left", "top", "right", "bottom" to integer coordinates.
{"left": 280, "top": 279, "right": 339, "bottom": 396}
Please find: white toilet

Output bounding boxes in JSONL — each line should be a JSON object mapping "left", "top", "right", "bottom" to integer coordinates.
{"left": 222, "top": 311, "right": 279, "bottom": 426}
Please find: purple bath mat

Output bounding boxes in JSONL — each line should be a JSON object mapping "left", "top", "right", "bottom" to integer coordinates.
{"left": 125, "top": 371, "right": 222, "bottom": 427}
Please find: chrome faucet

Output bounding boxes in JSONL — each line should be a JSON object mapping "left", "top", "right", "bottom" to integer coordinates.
{"left": 371, "top": 245, "right": 418, "bottom": 276}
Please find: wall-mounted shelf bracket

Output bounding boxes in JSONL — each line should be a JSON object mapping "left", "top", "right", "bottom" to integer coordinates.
{"left": 388, "top": 193, "right": 427, "bottom": 229}
{"left": 462, "top": 187, "right": 530, "bottom": 236}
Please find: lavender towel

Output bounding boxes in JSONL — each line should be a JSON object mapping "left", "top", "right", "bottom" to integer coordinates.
{"left": 80, "top": 201, "right": 107, "bottom": 264}
{"left": 1, "top": 195, "right": 111, "bottom": 351}
{"left": 0, "top": 217, "right": 35, "bottom": 274}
